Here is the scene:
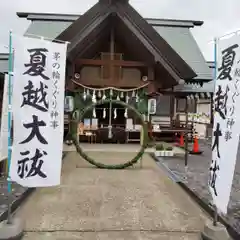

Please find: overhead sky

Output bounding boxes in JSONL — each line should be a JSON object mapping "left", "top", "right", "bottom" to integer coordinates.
{"left": 0, "top": 0, "right": 239, "bottom": 60}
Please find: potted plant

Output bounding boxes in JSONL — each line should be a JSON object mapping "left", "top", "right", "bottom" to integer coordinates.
{"left": 155, "top": 144, "right": 165, "bottom": 157}
{"left": 165, "top": 146, "right": 174, "bottom": 157}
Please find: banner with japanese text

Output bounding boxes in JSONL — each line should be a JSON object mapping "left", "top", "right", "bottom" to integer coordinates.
{"left": 210, "top": 34, "right": 240, "bottom": 214}
{"left": 0, "top": 74, "right": 10, "bottom": 161}
{"left": 10, "top": 36, "right": 67, "bottom": 187}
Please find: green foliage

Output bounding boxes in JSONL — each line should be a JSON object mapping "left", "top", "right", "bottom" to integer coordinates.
{"left": 72, "top": 99, "right": 148, "bottom": 169}
{"left": 155, "top": 144, "right": 164, "bottom": 151}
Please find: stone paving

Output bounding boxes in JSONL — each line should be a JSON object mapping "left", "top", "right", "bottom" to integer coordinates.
{"left": 0, "top": 153, "right": 66, "bottom": 221}
{"left": 15, "top": 150, "right": 209, "bottom": 240}
{"left": 156, "top": 140, "right": 240, "bottom": 234}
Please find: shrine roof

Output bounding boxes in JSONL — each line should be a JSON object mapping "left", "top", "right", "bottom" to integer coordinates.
{"left": 17, "top": 12, "right": 203, "bottom": 27}
{"left": 171, "top": 62, "right": 214, "bottom": 94}
{"left": 0, "top": 9, "right": 212, "bottom": 84}
{"left": 15, "top": 12, "right": 211, "bottom": 82}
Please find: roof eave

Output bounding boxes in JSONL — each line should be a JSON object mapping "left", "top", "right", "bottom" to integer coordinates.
{"left": 16, "top": 12, "right": 204, "bottom": 28}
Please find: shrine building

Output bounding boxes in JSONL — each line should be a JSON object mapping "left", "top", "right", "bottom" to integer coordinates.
{"left": 0, "top": 0, "right": 214, "bottom": 143}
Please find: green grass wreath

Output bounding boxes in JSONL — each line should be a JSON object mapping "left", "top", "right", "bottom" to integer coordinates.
{"left": 72, "top": 99, "right": 148, "bottom": 169}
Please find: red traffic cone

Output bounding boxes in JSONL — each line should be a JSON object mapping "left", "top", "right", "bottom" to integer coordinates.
{"left": 175, "top": 133, "right": 184, "bottom": 148}
{"left": 190, "top": 135, "right": 203, "bottom": 155}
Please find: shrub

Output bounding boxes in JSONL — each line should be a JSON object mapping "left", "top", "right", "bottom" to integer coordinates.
{"left": 155, "top": 144, "right": 164, "bottom": 151}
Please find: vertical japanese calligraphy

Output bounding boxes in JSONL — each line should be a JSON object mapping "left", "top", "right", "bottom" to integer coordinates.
{"left": 10, "top": 36, "right": 67, "bottom": 187}
{"left": 210, "top": 34, "right": 240, "bottom": 215}
{"left": 50, "top": 52, "right": 61, "bottom": 129}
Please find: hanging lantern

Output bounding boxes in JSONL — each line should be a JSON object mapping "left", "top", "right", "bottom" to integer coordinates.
{"left": 64, "top": 96, "right": 74, "bottom": 112}
{"left": 103, "top": 108, "right": 106, "bottom": 119}
{"left": 114, "top": 108, "right": 117, "bottom": 119}
{"left": 120, "top": 91, "right": 124, "bottom": 99}
{"left": 117, "top": 94, "right": 120, "bottom": 101}
{"left": 148, "top": 98, "right": 157, "bottom": 115}
{"left": 132, "top": 90, "right": 135, "bottom": 97}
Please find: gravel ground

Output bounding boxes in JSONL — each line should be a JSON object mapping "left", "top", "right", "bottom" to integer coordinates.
{"left": 157, "top": 140, "right": 240, "bottom": 234}
{"left": 0, "top": 176, "right": 27, "bottom": 220}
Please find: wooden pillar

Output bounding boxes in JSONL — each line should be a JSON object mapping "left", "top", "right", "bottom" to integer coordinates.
{"left": 110, "top": 27, "right": 115, "bottom": 81}
{"left": 184, "top": 98, "right": 189, "bottom": 167}
{"left": 170, "top": 89, "right": 174, "bottom": 127}
{"left": 147, "top": 67, "right": 155, "bottom": 122}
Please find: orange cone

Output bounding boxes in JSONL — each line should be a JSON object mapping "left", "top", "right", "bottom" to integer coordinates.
{"left": 180, "top": 133, "right": 184, "bottom": 147}
{"left": 190, "top": 135, "right": 203, "bottom": 155}
{"left": 175, "top": 133, "right": 184, "bottom": 147}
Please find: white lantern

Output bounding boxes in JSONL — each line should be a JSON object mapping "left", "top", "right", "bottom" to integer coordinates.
{"left": 148, "top": 98, "right": 157, "bottom": 115}
{"left": 64, "top": 96, "right": 74, "bottom": 112}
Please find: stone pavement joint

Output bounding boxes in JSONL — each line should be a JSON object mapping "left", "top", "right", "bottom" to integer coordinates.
{"left": 15, "top": 149, "right": 210, "bottom": 240}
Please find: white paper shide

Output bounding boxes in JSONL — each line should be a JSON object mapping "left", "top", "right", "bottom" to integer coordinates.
{"left": 210, "top": 34, "right": 240, "bottom": 214}
{"left": 10, "top": 36, "right": 67, "bottom": 187}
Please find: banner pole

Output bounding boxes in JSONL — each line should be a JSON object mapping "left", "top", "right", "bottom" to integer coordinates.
{"left": 6, "top": 30, "right": 13, "bottom": 224}
{"left": 213, "top": 37, "right": 218, "bottom": 90}
{"left": 212, "top": 37, "right": 218, "bottom": 227}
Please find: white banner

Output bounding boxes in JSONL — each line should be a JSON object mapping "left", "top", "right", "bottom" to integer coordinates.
{"left": 209, "top": 34, "right": 240, "bottom": 214}
{"left": 10, "top": 36, "right": 67, "bottom": 187}
{"left": 0, "top": 74, "right": 10, "bottom": 161}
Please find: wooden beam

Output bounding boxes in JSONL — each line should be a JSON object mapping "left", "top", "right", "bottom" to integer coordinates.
{"left": 75, "top": 59, "right": 149, "bottom": 67}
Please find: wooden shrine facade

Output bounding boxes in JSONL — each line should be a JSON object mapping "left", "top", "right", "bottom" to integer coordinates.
{"left": 0, "top": 0, "right": 214, "bottom": 143}
{"left": 56, "top": 0, "right": 200, "bottom": 142}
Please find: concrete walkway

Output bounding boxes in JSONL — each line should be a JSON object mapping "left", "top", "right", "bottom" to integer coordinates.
{"left": 15, "top": 149, "right": 209, "bottom": 239}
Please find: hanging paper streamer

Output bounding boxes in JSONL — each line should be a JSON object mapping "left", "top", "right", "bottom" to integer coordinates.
{"left": 114, "top": 108, "right": 117, "bottom": 119}
{"left": 132, "top": 90, "right": 135, "bottom": 97}
{"left": 103, "top": 108, "right": 106, "bottom": 119}
{"left": 86, "top": 89, "right": 90, "bottom": 96}
{"left": 98, "top": 90, "right": 102, "bottom": 98}
{"left": 93, "top": 108, "right": 96, "bottom": 118}
{"left": 83, "top": 88, "right": 87, "bottom": 100}
{"left": 124, "top": 94, "right": 129, "bottom": 118}
{"left": 102, "top": 91, "right": 106, "bottom": 100}
{"left": 126, "top": 94, "right": 129, "bottom": 103}
{"left": 110, "top": 88, "right": 113, "bottom": 97}
{"left": 117, "top": 94, "right": 120, "bottom": 101}
{"left": 120, "top": 91, "right": 124, "bottom": 99}
{"left": 92, "top": 90, "right": 96, "bottom": 103}
{"left": 136, "top": 93, "right": 139, "bottom": 103}
{"left": 124, "top": 109, "right": 128, "bottom": 118}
